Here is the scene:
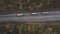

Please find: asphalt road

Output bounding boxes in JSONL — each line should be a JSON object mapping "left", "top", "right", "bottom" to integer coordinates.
{"left": 0, "top": 11, "right": 60, "bottom": 22}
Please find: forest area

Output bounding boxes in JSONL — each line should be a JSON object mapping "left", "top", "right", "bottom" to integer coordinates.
{"left": 0, "top": 0, "right": 56, "bottom": 13}
{"left": 0, "top": 21, "right": 60, "bottom": 34}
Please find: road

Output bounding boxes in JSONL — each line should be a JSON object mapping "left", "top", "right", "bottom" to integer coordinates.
{"left": 0, "top": 11, "right": 60, "bottom": 22}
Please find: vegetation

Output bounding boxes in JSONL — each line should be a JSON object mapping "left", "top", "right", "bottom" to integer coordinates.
{"left": 0, "top": 0, "right": 55, "bottom": 13}
{"left": 0, "top": 21, "right": 60, "bottom": 34}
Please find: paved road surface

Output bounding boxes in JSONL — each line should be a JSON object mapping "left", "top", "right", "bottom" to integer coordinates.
{"left": 0, "top": 11, "right": 60, "bottom": 22}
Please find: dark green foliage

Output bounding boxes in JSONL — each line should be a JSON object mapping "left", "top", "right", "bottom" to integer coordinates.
{"left": 0, "top": 22, "right": 60, "bottom": 34}
{"left": 0, "top": 0, "right": 56, "bottom": 13}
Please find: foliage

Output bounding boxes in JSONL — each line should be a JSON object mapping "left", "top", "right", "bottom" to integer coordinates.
{"left": 0, "top": 0, "right": 55, "bottom": 12}
{"left": 0, "top": 22, "right": 60, "bottom": 34}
